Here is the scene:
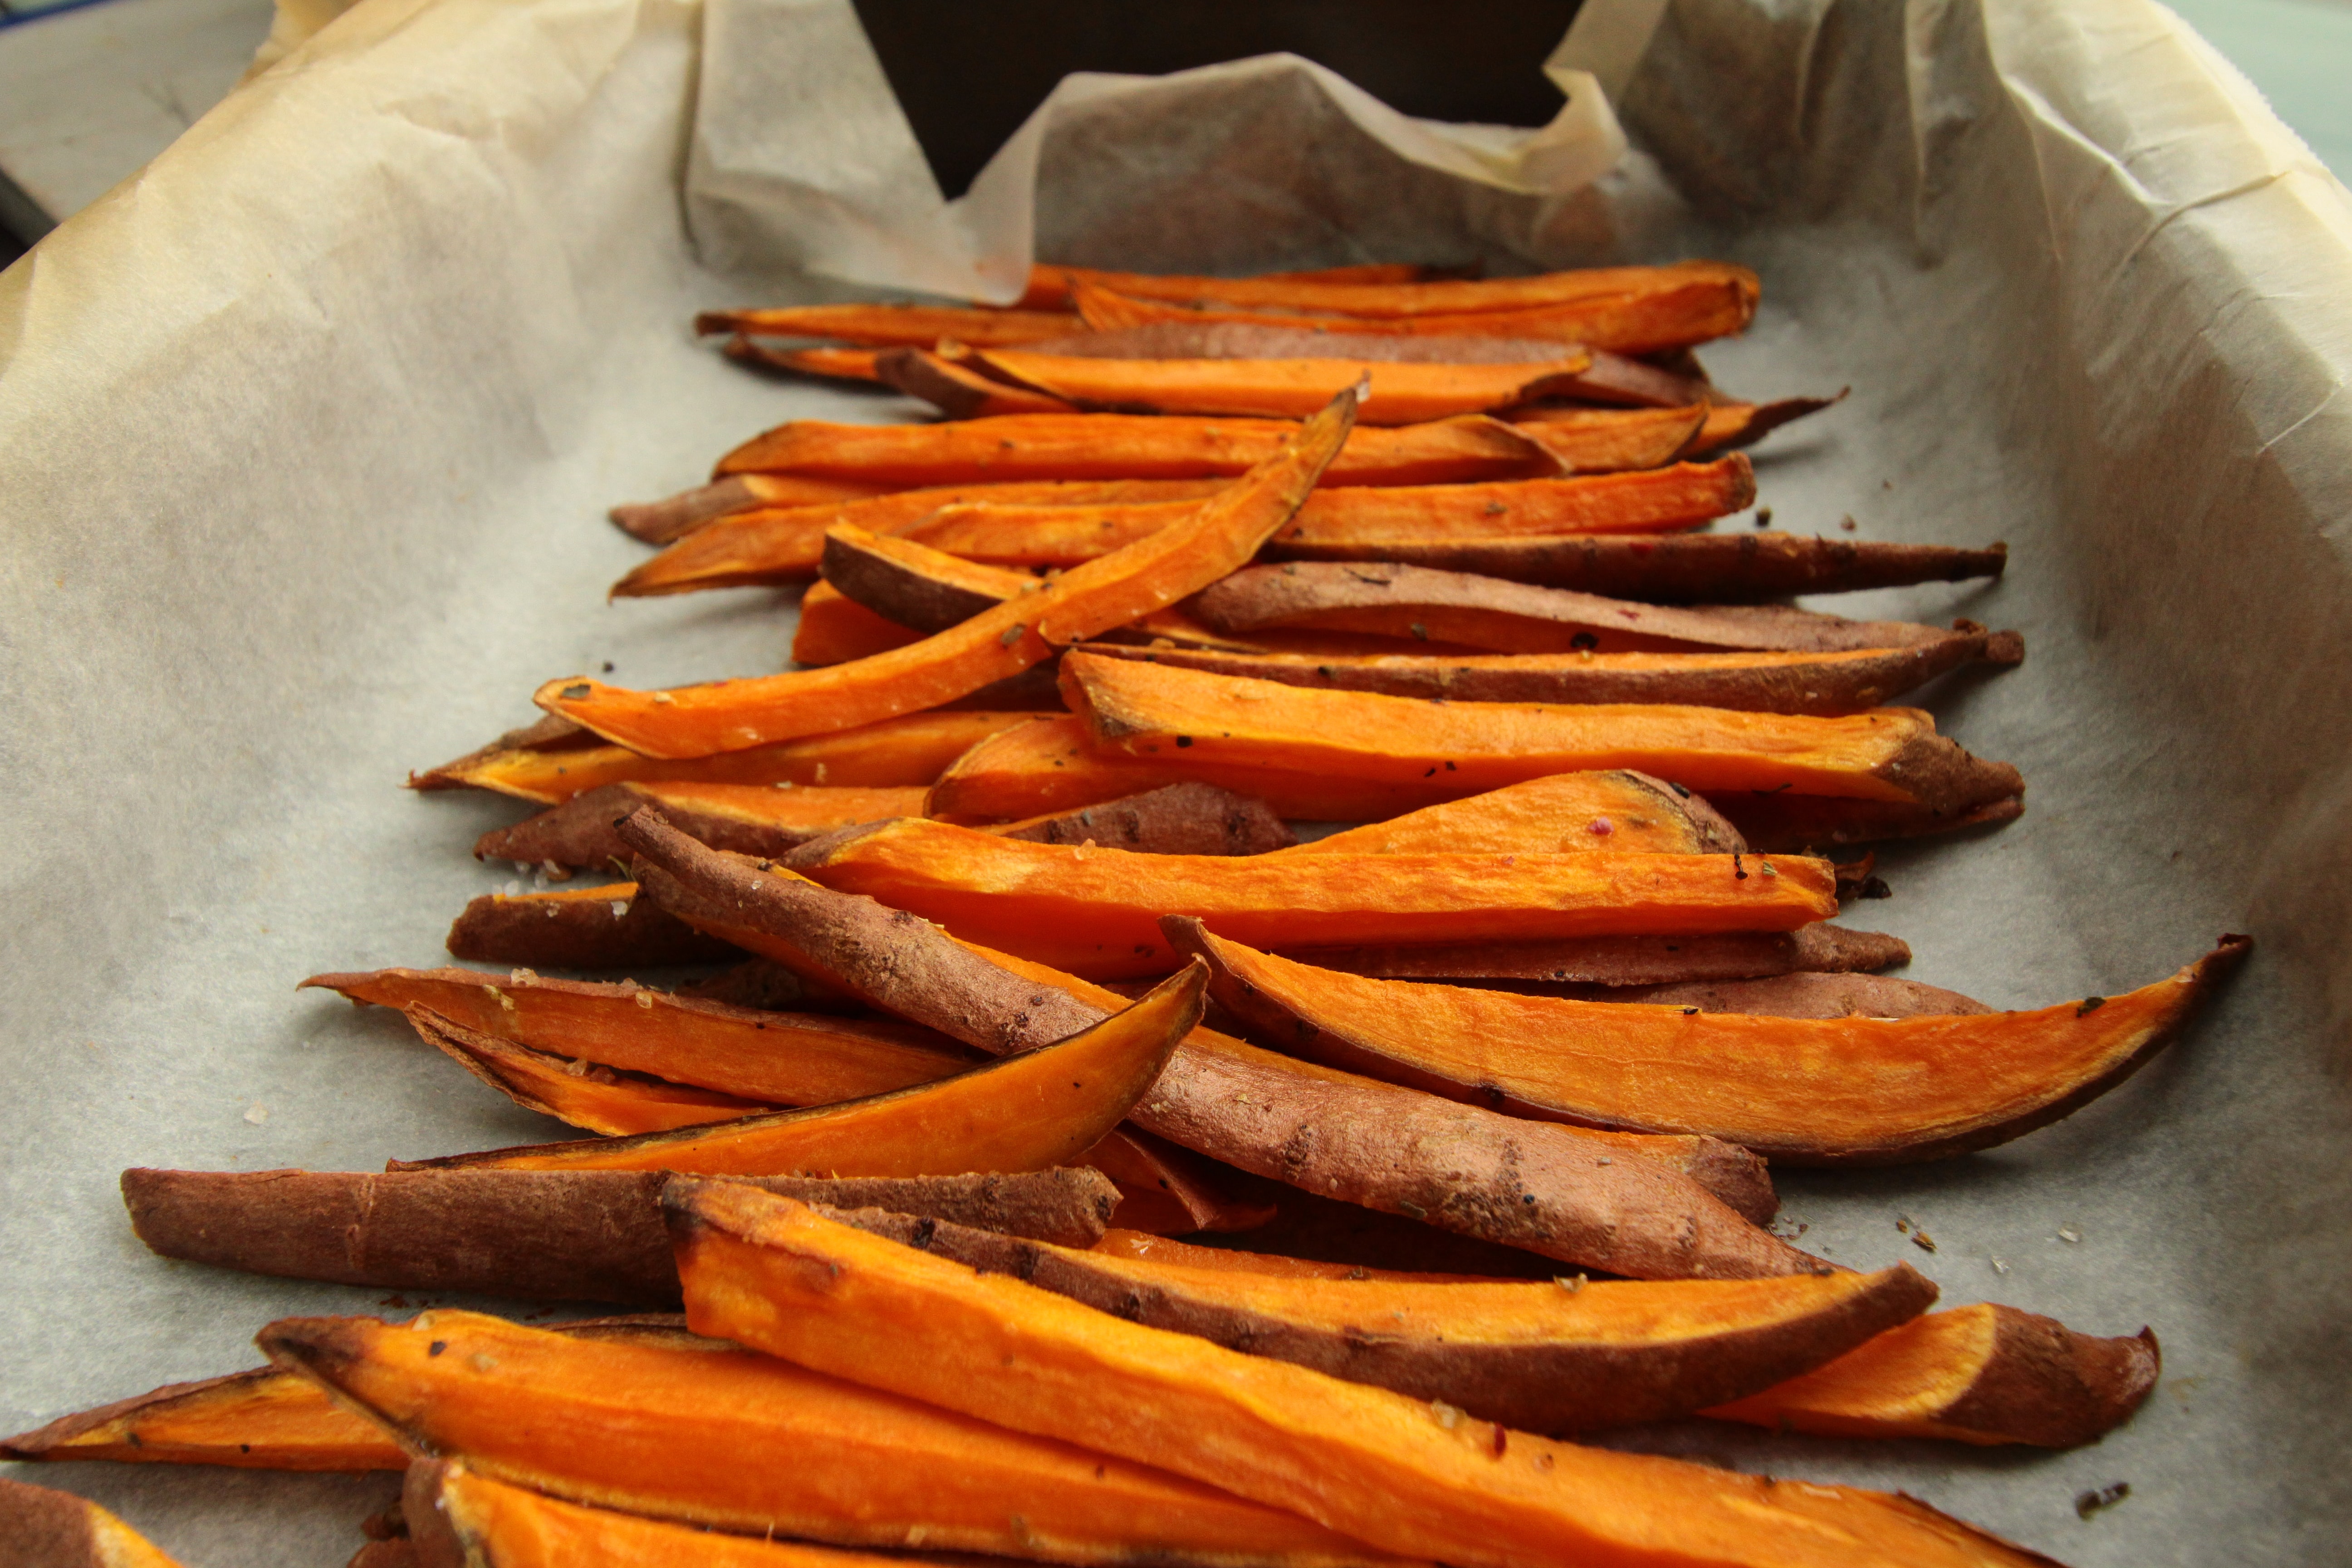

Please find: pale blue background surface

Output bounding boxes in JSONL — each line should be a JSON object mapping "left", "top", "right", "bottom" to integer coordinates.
{"left": 2163, "top": 0, "right": 2352, "bottom": 174}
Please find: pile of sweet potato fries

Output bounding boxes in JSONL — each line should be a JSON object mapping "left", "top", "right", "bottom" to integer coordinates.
{"left": 5, "top": 258, "right": 2246, "bottom": 1568}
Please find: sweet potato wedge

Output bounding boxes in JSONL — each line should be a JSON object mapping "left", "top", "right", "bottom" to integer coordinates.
{"left": 1020, "top": 262, "right": 1441, "bottom": 311}
{"left": 692, "top": 302, "right": 1079, "bottom": 347}
{"left": 1090, "top": 1229, "right": 1504, "bottom": 1283}
{"left": 1281, "top": 772, "right": 1743, "bottom": 857}
{"left": 1069, "top": 276, "right": 1759, "bottom": 357}
{"left": 413, "top": 709, "right": 1049, "bottom": 802}
{"left": 543, "top": 392, "right": 1359, "bottom": 757}
{"left": 820, "top": 1202, "right": 1937, "bottom": 1431}
{"left": 610, "top": 475, "right": 889, "bottom": 545}
{"left": 789, "top": 580, "right": 928, "bottom": 665}
{"left": 616, "top": 812, "right": 1805, "bottom": 1273}
{"left": 1081, "top": 1126, "right": 1279, "bottom": 1235}
{"left": 1266, "top": 531, "right": 2008, "bottom": 600}
{"left": 724, "top": 339, "right": 883, "bottom": 382}
{"left": 1056, "top": 652, "right": 2026, "bottom": 819}
{"left": 1704, "top": 1303, "right": 2161, "bottom": 1447}
{"left": 1280, "top": 925, "right": 1910, "bottom": 986}
{"left": 820, "top": 524, "right": 1039, "bottom": 632}
{"left": 446, "top": 882, "right": 737, "bottom": 968}
{"left": 1, "top": 1318, "right": 689, "bottom": 1474}
{"left": 992, "top": 782, "right": 1297, "bottom": 855}
{"left": 1689, "top": 396, "right": 1845, "bottom": 453}
{"left": 123, "top": 1167, "right": 1116, "bottom": 1302}
{"left": 407, "top": 1007, "right": 773, "bottom": 1133}
{"left": 956, "top": 350, "right": 1594, "bottom": 425}
{"left": 266, "top": 1309, "right": 1409, "bottom": 1568}
{"left": 782, "top": 816, "right": 1832, "bottom": 979}
{"left": 876, "top": 348, "right": 1082, "bottom": 417}
{"left": 1602, "top": 973, "right": 1990, "bottom": 1019}
{"left": 473, "top": 781, "right": 928, "bottom": 869}
{"left": 1514, "top": 397, "right": 1841, "bottom": 461}
{"left": 668, "top": 1185, "right": 2058, "bottom": 1568}
{"left": 403, "top": 1460, "right": 961, "bottom": 1568}
{"left": 1708, "top": 789, "right": 2030, "bottom": 853}
{"left": 611, "top": 479, "right": 1230, "bottom": 596}
{"left": 711, "top": 410, "right": 1552, "bottom": 486}
{"left": 1054, "top": 261, "right": 1756, "bottom": 322}
{"left": 1173, "top": 923, "right": 2251, "bottom": 1164}
{"left": 0, "top": 1477, "right": 184, "bottom": 1568}
{"left": 1193, "top": 563, "right": 1980, "bottom": 656}
{"left": 304, "top": 966, "right": 971, "bottom": 1106}
{"left": 391, "top": 964, "right": 1201, "bottom": 1175}
{"left": 1068, "top": 636, "right": 2016, "bottom": 717}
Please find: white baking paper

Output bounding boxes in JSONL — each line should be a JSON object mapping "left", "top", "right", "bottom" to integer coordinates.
{"left": 4, "top": 0, "right": 2350, "bottom": 1563}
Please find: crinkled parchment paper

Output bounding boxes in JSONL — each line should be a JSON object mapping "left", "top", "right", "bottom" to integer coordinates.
{"left": 3, "top": 0, "right": 2350, "bottom": 1562}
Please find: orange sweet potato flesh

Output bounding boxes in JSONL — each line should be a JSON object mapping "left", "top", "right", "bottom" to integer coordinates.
{"left": 406, "top": 1460, "right": 932, "bottom": 1568}
{"left": 615, "top": 812, "right": 1804, "bottom": 1274}
{"left": 726, "top": 340, "right": 882, "bottom": 382}
{"left": 1070, "top": 276, "right": 1759, "bottom": 357}
{"left": 1265, "top": 532, "right": 2009, "bottom": 600}
{"left": 823, "top": 1203, "right": 1938, "bottom": 1432}
{"left": 392, "top": 963, "right": 1202, "bottom": 1177}
{"left": 711, "top": 410, "right": 1551, "bottom": 487}
{"left": 303, "top": 966, "right": 971, "bottom": 1107}
{"left": 1058, "top": 653, "right": 2025, "bottom": 818}
{"left": 1503, "top": 407, "right": 1708, "bottom": 472}
{"left": 406, "top": 1007, "right": 774, "bottom": 1134}
{"left": 474, "top": 781, "right": 931, "bottom": 869}
{"left": 264, "top": 1308, "right": 1407, "bottom": 1568}
{"left": 670, "top": 1185, "right": 2060, "bottom": 1568}
{"left": 412, "top": 709, "right": 1049, "bottom": 801}
{"left": 1281, "top": 772, "right": 1744, "bottom": 857}
{"left": 0, "top": 1477, "right": 186, "bottom": 1568}
{"left": 965, "top": 351, "right": 1595, "bottom": 425}
{"left": 1081, "top": 1127, "right": 1279, "bottom": 1235}
{"left": 1, "top": 1318, "right": 689, "bottom": 1474}
{"left": 540, "top": 391, "right": 1359, "bottom": 758}
{"left": 1070, "top": 633, "right": 2014, "bottom": 717}
{"left": 1703, "top": 1303, "right": 2161, "bottom": 1447}
{"left": 782, "top": 817, "right": 1832, "bottom": 980}
{"left": 1173, "top": 924, "right": 2252, "bottom": 1165}
{"left": 693, "top": 302, "right": 1080, "bottom": 346}
{"left": 1019, "top": 262, "right": 1439, "bottom": 310}
{"left": 4, "top": 1366, "right": 407, "bottom": 1472}
{"left": 791, "top": 580, "right": 926, "bottom": 665}
{"left": 878, "top": 348, "right": 1082, "bottom": 417}
{"left": 1092, "top": 1230, "right": 1503, "bottom": 1283}
{"left": 1055, "top": 261, "right": 1754, "bottom": 320}
{"left": 611, "top": 479, "right": 1228, "bottom": 596}
{"left": 1687, "top": 397, "right": 1844, "bottom": 454}
{"left": 1193, "top": 563, "right": 1975, "bottom": 657}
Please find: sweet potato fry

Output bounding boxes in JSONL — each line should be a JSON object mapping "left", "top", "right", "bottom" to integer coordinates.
{"left": 4, "top": 1367, "right": 408, "bottom": 1472}
{"left": 0, "top": 1477, "right": 184, "bottom": 1568}
{"left": 124, "top": 1167, "right": 1116, "bottom": 1302}
{"left": 820, "top": 524, "right": 1039, "bottom": 632}
{"left": 413, "top": 708, "right": 1049, "bottom": 802}
{"left": 1708, "top": 789, "right": 2029, "bottom": 853}
{"left": 1703, "top": 1303, "right": 2160, "bottom": 1447}
{"left": 724, "top": 339, "right": 883, "bottom": 382}
{"left": 407, "top": 1007, "right": 774, "bottom": 1133}
{"left": 611, "top": 479, "right": 1229, "bottom": 596}
{"left": 542, "top": 391, "right": 1359, "bottom": 757}
{"left": 1090, "top": 1229, "right": 1501, "bottom": 1283}
{"left": 789, "top": 580, "right": 926, "bottom": 665}
{"left": 1193, "top": 563, "right": 1988, "bottom": 657}
{"left": 304, "top": 966, "right": 970, "bottom": 1105}
{"left": 1173, "top": 923, "right": 2251, "bottom": 1164}
{"left": 692, "top": 303, "right": 1079, "bottom": 347}
{"left": 1688, "top": 395, "right": 1845, "bottom": 453}
{"left": 1266, "top": 531, "right": 2008, "bottom": 600}
{"left": 1281, "top": 925, "right": 1909, "bottom": 986}
{"left": 876, "top": 348, "right": 1081, "bottom": 417}
{"left": 1070, "top": 276, "right": 1759, "bottom": 357}
{"left": 1082, "top": 1126, "right": 1279, "bottom": 1235}
{"left": 473, "top": 781, "right": 929, "bottom": 869}
{"left": 1, "top": 1318, "right": 690, "bottom": 1474}
{"left": 1055, "top": 260, "right": 1755, "bottom": 320}
{"left": 1602, "top": 972, "right": 1990, "bottom": 1019}
{"left": 404, "top": 1460, "right": 961, "bottom": 1568}
{"left": 264, "top": 1309, "right": 1407, "bottom": 1568}
{"left": 991, "top": 782, "right": 1296, "bottom": 855}
{"left": 821, "top": 1202, "right": 1936, "bottom": 1431}
{"left": 616, "top": 812, "right": 1803, "bottom": 1270}
{"left": 958, "top": 350, "right": 1596, "bottom": 425}
{"left": 1073, "top": 637, "right": 2013, "bottom": 716}
{"left": 711, "top": 410, "right": 1551, "bottom": 486}
{"left": 1056, "top": 653, "right": 2027, "bottom": 819}
{"left": 667, "top": 1185, "right": 2058, "bottom": 1568}
{"left": 610, "top": 475, "right": 889, "bottom": 546}
{"left": 390, "top": 964, "right": 1201, "bottom": 1175}
{"left": 1503, "top": 405, "right": 1707, "bottom": 471}
{"left": 446, "top": 882, "right": 737, "bottom": 968}
{"left": 1018, "top": 262, "right": 1443, "bottom": 311}
{"left": 782, "top": 817, "right": 1833, "bottom": 979}
{"left": 1282, "top": 772, "right": 1743, "bottom": 857}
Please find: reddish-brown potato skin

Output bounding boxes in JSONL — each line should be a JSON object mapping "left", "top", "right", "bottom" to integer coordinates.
{"left": 445, "top": 885, "right": 738, "bottom": 969}
{"left": 120, "top": 1167, "right": 1117, "bottom": 1304}
{"left": 993, "top": 783, "right": 1297, "bottom": 856}
{"left": 1283, "top": 925, "right": 1910, "bottom": 986}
